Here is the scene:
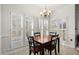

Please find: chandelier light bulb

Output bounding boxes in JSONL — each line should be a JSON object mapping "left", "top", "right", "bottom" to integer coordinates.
{"left": 40, "top": 8, "right": 52, "bottom": 17}
{"left": 43, "top": 8, "right": 46, "bottom": 13}
{"left": 40, "top": 12, "right": 43, "bottom": 16}
{"left": 48, "top": 10, "right": 51, "bottom": 13}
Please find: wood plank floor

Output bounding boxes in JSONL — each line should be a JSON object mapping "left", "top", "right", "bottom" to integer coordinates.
{"left": 8, "top": 45, "right": 79, "bottom": 55}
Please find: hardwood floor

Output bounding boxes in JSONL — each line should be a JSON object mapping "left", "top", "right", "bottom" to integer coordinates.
{"left": 8, "top": 45, "right": 79, "bottom": 55}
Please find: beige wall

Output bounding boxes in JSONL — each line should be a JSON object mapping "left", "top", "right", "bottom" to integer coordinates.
{"left": 1, "top": 4, "right": 75, "bottom": 54}
{"left": 0, "top": 5, "right": 2, "bottom": 54}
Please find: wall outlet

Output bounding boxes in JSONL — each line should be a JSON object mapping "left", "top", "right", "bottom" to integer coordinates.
{"left": 70, "top": 39, "right": 73, "bottom": 41}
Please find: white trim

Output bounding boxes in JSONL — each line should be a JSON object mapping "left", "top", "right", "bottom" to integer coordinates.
{"left": 3, "top": 46, "right": 27, "bottom": 55}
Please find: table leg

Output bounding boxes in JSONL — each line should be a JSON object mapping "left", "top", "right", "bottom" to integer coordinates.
{"left": 58, "top": 37, "right": 60, "bottom": 53}
{"left": 41, "top": 44, "right": 44, "bottom": 55}
{"left": 42, "top": 50, "right": 44, "bottom": 55}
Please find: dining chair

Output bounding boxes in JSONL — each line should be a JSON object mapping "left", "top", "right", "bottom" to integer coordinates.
{"left": 28, "top": 36, "right": 43, "bottom": 55}
{"left": 49, "top": 32, "right": 59, "bottom": 38}
{"left": 34, "top": 32, "right": 40, "bottom": 37}
{"left": 45, "top": 35, "right": 57, "bottom": 55}
{"left": 49, "top": 32, "right": 57, "bottom": 36}
{"left": 34, "top": 32, "right": 41, "bottom": 46}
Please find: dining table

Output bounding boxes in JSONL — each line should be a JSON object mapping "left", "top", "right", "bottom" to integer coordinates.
{"left": 34, "top": 35, "right": 60, "bottom": 55}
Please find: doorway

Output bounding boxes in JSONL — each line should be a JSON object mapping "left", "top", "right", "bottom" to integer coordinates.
{"left": 75, "top": 4, "right": 79, "bottom": 48}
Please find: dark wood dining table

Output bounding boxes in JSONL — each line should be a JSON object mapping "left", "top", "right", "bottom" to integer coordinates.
{"left": 34, "top": 35, "right": 60, "bottom": 55}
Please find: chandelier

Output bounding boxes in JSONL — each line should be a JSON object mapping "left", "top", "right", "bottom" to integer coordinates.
{"left": 40, "top": 7, "right": 52, "bottom": 17}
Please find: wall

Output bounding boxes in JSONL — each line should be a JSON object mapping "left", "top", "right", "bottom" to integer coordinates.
{"left": 1, "top": 4, "right": 75, "bottom": 54}
{"left": 75, "top": 4, "right": 79, "bottom": 47}
{"left": 0, "top": 5, "right": 2, "bottom": 54}
{"left": 60, "top": 5, "right": 75, "bottom": 48}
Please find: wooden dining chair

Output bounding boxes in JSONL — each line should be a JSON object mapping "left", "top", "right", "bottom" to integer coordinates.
{"left": 28, "top": 36, "right": 43, "bottom": 55}
{"left": 45, "top": 36, "right": 57, "bottom": 55}
{"left": 34, "top": 32, "right": 40, "bottom": 37}
{"left": 49, "top": 32, "right": 57, "bottom": 36}
{"left": 49, "top": 32, "right": 59, "bottom": 37}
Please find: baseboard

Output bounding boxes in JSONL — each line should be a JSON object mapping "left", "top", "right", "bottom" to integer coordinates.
{"left": 2, "top": 46, "right": 28, "bottom": 55}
